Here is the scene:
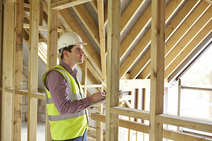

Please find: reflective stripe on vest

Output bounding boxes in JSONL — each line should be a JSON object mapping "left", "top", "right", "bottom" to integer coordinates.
{"left": 48, "top": 109, "right": 86, "bottom": 121}
{"left": 45, "top": 93, "right": 83, "bottom": 104}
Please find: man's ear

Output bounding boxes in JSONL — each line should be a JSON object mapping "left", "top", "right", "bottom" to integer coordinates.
{"left": 63, "top": 50, "right": 69, "bottom": 58}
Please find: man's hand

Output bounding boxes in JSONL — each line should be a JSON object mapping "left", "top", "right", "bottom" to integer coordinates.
{"left": 87, "top": 91, "right": 106, "bottom": 104}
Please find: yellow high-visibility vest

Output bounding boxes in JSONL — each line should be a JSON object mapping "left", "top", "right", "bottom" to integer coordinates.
{"left": 43, "top": 65, "right": 89, "bottom": 140}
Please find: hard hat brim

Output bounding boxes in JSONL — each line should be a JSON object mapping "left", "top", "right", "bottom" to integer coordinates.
{"left": 75, "top": 42, "right": 87, "bottom": 46}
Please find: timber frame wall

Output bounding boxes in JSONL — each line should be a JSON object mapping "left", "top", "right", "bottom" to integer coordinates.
{"left": 0, "top": 0, "right": 212, "bottom": 141}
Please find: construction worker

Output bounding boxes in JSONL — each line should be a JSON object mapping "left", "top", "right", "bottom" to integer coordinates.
{"left": 43, "top": 31, "right": 105, "bottom": 141}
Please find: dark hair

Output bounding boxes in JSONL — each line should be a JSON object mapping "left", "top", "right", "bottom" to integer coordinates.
{"left": 59, "top": 45, "right": 74, "bottom": 60}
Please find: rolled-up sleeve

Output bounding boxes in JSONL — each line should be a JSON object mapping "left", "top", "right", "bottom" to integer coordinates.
{"left": 46, "top": 70, "right": 90, "bottom": 115}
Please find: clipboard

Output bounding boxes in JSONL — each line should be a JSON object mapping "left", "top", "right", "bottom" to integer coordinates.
{"left": 88, "top": 99, "right": 106, "bottom": 107}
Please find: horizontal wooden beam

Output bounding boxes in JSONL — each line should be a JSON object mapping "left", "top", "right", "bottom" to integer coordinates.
{"left": 4, "top": 0, "right": 16, "bottom": 3}
{"left": 156, "top": 114, "right": 212, "bottom": 133}
{"left": 0, "top": 87, "right": 46, "bottom": 100}
{"left": 119, "top": 95, "right": 132, "bottom": 101}
{"left": 91, "top": 113, "right": 150, "bottom": 133}
{"left": 120, "top": 79, "right": 150, "bottom": 90}
{"left": 92, "top": 113, "right": 212, "bottom": 141}
{"left": 51, "top": 0, "right": 92, "bottom": 10}
{"left": 111, "top": 106, "right": 150, "bottom": 120}
{"left": 23, "top": 23, "right": 63, "bottom": 32}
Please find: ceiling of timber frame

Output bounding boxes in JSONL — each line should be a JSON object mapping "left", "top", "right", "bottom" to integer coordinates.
{"left": 22, "top": 0, "right": 212, "bottom": 90}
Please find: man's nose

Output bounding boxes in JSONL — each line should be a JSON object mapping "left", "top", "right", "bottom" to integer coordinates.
{"left": 81, "top": 49, "right": 84, "bottom": 55}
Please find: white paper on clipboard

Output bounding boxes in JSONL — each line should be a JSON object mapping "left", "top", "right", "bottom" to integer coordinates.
{"left": 88, "top": 99, "right": 106, "bottom": 107}
{"left": 87, "top": 90, "right": 123, "bottom": 108}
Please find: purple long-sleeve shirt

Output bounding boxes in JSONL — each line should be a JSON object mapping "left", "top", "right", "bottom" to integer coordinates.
{"left": 46, "top": 61, "right": 90, "bottom": 115}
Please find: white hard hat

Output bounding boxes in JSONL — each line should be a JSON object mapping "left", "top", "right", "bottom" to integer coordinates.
{"left": 57, "top": 31, "right": 87, "bottom": 51}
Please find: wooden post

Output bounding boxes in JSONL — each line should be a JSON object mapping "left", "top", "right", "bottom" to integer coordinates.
{"left": 46, "top": 0, "right": 58, "bottom": 140}
{"left": 149, "top": 0, "right": 165, "bottom": 141}
{"left": 97, "top": 0, "right": 106, "bottom": 82}
{"left": 1, "top": 1, "right": 15, "bottom": 140}
{"left": 106, "top": 0, "right": 121, "bottom": 141}
{"left": 47, "top": 0, "right": 58, "bottom": 70}
{"left": 28, "top": 0, "right": 39, "bottom": 140}
{"left": 97, "top": 1, "right": 105, "bottom": 139}
{"left": 96, "top": 85, "right": 104, "bottom": 141}
{"left": 0, "top": 0, "right": 3, "bottom": 140}
{"left": 14, "top": 0, "right": 24, "bottom": 140}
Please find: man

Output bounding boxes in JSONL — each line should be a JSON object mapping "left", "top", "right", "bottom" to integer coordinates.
{"left": 43, "top": 31, "right": 105, "bottom": 141}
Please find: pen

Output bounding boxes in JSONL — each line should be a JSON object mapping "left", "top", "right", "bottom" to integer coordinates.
{"left": 98, "top": 88, "right": 101, "bottom": 92}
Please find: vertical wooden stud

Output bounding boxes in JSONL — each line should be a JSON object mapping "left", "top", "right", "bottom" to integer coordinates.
{"left": 47, "top": 0, "right": 58, "bottom": 70}
{"left": 97, "top": 0, "right": 105, "bottom": 139}
{"left": 149, "top": 0, "right": 165, "bottom": 140}
{"left": 14, "top": 0, "right": 24, "bottom": 140}
{"left": 39, "top": 1, "right": 43, "bottom": 26}
{"left": 97, "top": 0, "right": 106, "bottom": 82}
{"left": 0, "top": 0, "right": 3, "bottom": 139}
{"left": 46, "top": 0, "right": 58, "bottom": 140}
{"left": 2, "top": 1, "right": 15, "bottom": 140}
{"left": 96, "top": 83, "right": 104, "bottom": 141}
{"left": 106, "top": 0, "right": 121, "bottom": 141}
{"left": 28, "top": 0, "right": 39, "bottom": 140}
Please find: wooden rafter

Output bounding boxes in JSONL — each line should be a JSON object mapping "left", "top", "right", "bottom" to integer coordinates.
{"left": 165, "top": 7, "right": 212, "bottom": 69}
{"left": 165, "top": 20, "right": 212, "bottom": 79}
{"left": 90, "top": 0, "right": 97, "bottom": 13}
{"left": 51, "top": 0, "right": 92, "bottom": 10}
{"left": 205, "top": 0, "right": 212, "bottom": 5}
{"left": 120, "top": 3, "right": 151, "bottom": 60}
{"left": 120, "top": 0, "right": 144, "bottom": 35}
{"left": 72, "top": 4, "right": 100, "bottom": 47}
{"left": 131, "top": 0, "right": 200, "bottom": 79}
{"left": 120, "top": 0, "right": 184, "bottom": 79}
{"left": 137, "top": 0, "right": 211, "bottom": 79}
